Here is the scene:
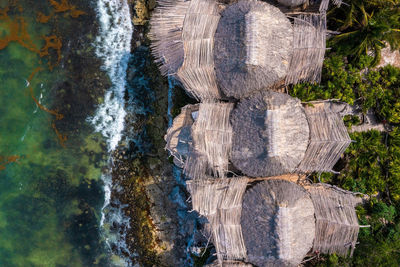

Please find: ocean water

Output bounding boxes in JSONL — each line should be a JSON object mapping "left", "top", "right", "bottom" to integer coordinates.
{"left": 0, "top": 0, "right": 132, "bottom": 266}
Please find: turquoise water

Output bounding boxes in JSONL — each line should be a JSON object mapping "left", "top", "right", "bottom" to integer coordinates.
{"left": 0, "top": 1, "right": 114, "bottom": 266}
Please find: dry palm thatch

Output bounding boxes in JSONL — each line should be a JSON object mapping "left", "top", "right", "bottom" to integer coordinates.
{"left": 184, "top": 102, "right": 234, "bottom": 179}
{"left": 285, "top": 13, "right": 327, "bottom": 85}
{"left": 148, "top": 0, "right": 189, "bottom": 75}
{"left": 306, "top": 184, "right": 360, "bottom": 256}
{"left": 186, "top": 177, "right": 249, "bottom": 262}
{"left": 319, "top": 0, "right": 342, "bottom": 12}
{"left": 214, "top": 0, "right": 293, "bottom": 99}
{"left": 297, "top": 102, "right": 351, "bottom": 173}
{"left": 241, "top": 179, "right": 315, "bottom": 267}
{"left": 164, "top": 104, "right": 199, "bottom": 167}
{"left": 230, "top": 91, "right": 309, "bottom": 177}
{"left": 176, "top": 0, "right": 221, "bottom": 100}
{"left": 276, "top": 0, "right": 307, "bottom": 7}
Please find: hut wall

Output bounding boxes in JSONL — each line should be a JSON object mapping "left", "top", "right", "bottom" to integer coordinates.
{"left": 307, "top": 184, "right": 360, "bottom": 256}
{"left": 285, "top": 14, "right": 326, "bottom": 85}
{"left": 186, "top": 177, "right": 248, "bottom": 216}
{"left": 186, "top": 178, "right": 249, "bottom": 262}
{"left": 185, "top": 102, "right": 234, "bottom": 179}
{"left": 177, "top": 0, "right": 221, "bottom": 100}
{"left": 297, "top": 103, "right": 351, "bottom": 172}
{"left": 210, "top": 208, "right": 247, "bottom": 262}
{"left": 149, "top": 0, "right": 189, "bottom": 75}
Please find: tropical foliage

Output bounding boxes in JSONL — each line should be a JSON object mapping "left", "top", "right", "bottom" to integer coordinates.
{"left": 292, "top": 55, "right": 400, "bottom": 123}
{"left": 328, "top": 0, "right": 400, "bottom": 66}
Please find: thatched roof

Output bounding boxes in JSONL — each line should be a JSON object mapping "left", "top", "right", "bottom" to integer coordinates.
{"left": 241, "top": 179, "right": 315, "bottom": 267}
{"left": 285, "top": 13, "right": 327, "bottom": 85}
{"left": 176, "top": 0, "right": 221, "bottom": 100}
{"left": 184, "top": 102, "right": 234, "bottom": 179}
{"left": 149, "top": 0, "right": 189, "bottom": 75}
{"left": 164, "top": 104, "right": 199, "bottom": 167}
{"left": 214, "top": 0, "right": 293, "bottom": 99}
{"left": 306, "top": 184, "right": 361, "bottom": 256}
{"left": 186, "top": 177, "right": 249, "bottom": 262}
{"left": 297, "top": 102, "right": 351, "bottom": 173}
{"left": 230, "top": 91, "right": 309, "bottom": 177}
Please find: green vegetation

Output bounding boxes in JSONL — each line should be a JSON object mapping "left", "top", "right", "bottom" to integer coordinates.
{"left": 328, "top": 0, "right": 400, "bottom": 66}
{"left": 292, "top": 56, "right": 400, "bottom": 123}
{"left": 297, "top": 1, "right": 400, "bottom": 265}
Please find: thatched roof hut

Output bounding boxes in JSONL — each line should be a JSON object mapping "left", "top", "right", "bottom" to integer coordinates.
{"left": 306, "top": 183, "right": 362, "bottom": 257}
{"left": 214, "top": 0, "right": 293, "bottom": 99}
{"left": 188, "top": 179, "right": 362, "bottom": 266}
{"left": 230, "top": 91, "right": 309, "bottom": 177}
{"left": 241, "top": 179, "right": 315, "bottom": 267}
{"left": 150, "top": 0, "right": 334, "bottom": 99}
{"left": 297, "top": 102, "right": 352, "bottom": 173}
{"left": 166, "top": 97, "right": 351, "bottom": 179}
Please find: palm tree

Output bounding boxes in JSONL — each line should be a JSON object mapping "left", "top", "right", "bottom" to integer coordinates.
{"left": 329, "top": 0, "right": 400, "bottom": 66}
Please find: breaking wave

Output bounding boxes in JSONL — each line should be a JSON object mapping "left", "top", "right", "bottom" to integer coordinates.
{"left": 91, "top": 0, "right": 134, "bottom": 266}
{"left": 91, "top": 0, "right": 132, "bottom": 152}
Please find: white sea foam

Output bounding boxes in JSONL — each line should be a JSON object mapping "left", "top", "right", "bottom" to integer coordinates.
{"left": 91, "top": 0, "right": 132, "bottom": 152}
{"left": 101, "top": 172, "right": 134, "bottom": 266}
{"left": 93, "top": 0, "right": 134, "bottom": 266}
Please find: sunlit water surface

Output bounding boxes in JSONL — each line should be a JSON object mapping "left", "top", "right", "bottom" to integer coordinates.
{"left": 0, "top": 0, "right": 131, "bottom": 266}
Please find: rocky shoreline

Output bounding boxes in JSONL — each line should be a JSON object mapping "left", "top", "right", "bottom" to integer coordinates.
{"left": 108, "top": 1, "right": 207, "bottom": 266}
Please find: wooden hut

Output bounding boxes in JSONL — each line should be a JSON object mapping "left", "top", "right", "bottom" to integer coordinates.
{"left": 297, "top": 102, "right": 352, "bottom": 173}
{"left": 188, "top": 179, "right": 362, "bottom": 266}
{"left": 150, "top": 0, "right": 336, "bottom": 100}
{"left": 241, "top": 180, "right": 315, "bottom": 267}
{"left": 214, "top": 0, "right": 293, "bottom": 99}
{"left": 166, "top": 95, "right": 351, "bottom": 179}
{"left": 230, "top": 91, "right": 309, "bottom": 177}
{"left": 306, "top": 183, "right": 362, "bottom": 257}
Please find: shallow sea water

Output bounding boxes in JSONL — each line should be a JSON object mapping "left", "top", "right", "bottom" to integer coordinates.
{"left": 0, "top": 0, "right": 122, "bottom": 266}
